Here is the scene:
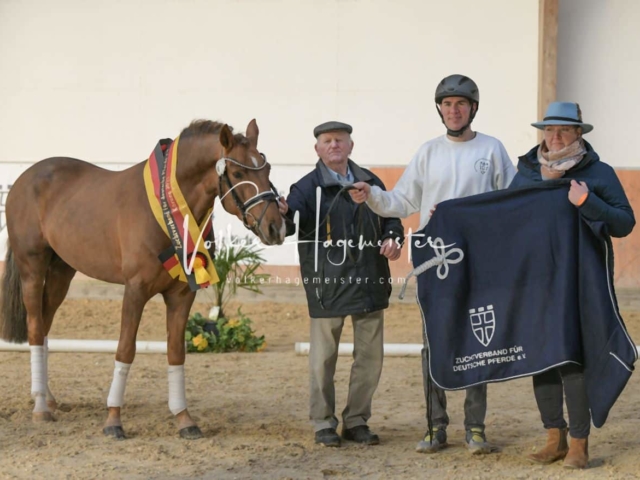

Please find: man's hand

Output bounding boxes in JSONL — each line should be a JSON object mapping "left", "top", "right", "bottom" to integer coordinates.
{"left": 278, "top": 197, "right": 288, "bottom": 215}
{"left": 380, "top": 238, "right": 401, "bottom": 261}
{"left": 348, "top": 182, "right": 371, "bottom": 204}
{"left": 568, "top": 180, "right": 589, "bottom": 206}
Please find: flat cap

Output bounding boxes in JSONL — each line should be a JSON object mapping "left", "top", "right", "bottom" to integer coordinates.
{"left": 313, "top": 121, "right": 353, "bottom": 138}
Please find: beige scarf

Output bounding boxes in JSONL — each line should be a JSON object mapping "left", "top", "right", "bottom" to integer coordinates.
{"left": 537, "top": 138, "right": 587, "bottom": 174}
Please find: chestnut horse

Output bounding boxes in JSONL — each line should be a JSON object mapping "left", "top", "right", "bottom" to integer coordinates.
{"left": 0, "top": 119, "right": 285, "bottom": 439}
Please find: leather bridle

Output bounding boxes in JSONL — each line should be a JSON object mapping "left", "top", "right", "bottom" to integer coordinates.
{"left": 216, "top": 153, "right": 280, "bottom": 237}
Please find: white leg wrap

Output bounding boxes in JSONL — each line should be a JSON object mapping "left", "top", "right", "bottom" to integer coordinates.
{"left": 43, "top": 337, "right": 55, "bottom": 403}
{"left": 168, "top": 365, "right": 187, "bottom": 415}
{"left": 107, "top": 361, "right": 131, "bottom": 408}
{"left": 30, "top": 345, "right": 48, "bottom": 412}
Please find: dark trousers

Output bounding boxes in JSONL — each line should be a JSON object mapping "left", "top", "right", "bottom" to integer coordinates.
{"left": 421, "top": 330, "right": 487, "bottom": 431}
{"left": 532, "top": 363, "right": 591, "bottom": 439}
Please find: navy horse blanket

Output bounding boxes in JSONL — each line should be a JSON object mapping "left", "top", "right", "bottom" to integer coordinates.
{"left": 412, "top": 182, "right": 637, "bottom": 427}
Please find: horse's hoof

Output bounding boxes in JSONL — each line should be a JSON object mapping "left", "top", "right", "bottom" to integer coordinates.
{"left": 32, "top": 411, "right": 54, "bottom": 422}
{"left": 179, "top": 426, "right": 203, "bottom": 440}
{"left": 103, "top": 425, "right": 126, "bottom": 440}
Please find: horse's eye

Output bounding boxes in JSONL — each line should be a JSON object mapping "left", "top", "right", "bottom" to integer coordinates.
{"left": 233, "top": 171, "right": 243, "bottom": 179}
{"left": 260, "top": 152, "right": 267, "bottom": 162}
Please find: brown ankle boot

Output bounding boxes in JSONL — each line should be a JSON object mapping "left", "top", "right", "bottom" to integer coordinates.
{"left": 528, "top": 428, "right": 569, "bottom": 464}
{"left": 563, "top": 437, "right": 589, "bottom": 469}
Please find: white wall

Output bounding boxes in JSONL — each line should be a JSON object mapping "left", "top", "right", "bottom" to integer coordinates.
{"left": 0, "top": 0, "right": 538, "bottom": 167}
{"left": 557, "top": 0, "right": 640, "bottom": 168}
{"left": 0, "top": 0, "right": 539, "bottom": 264}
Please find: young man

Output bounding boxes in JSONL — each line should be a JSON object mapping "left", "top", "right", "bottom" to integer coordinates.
{"left": 279, "top": 121, "right": 403, "bottom": 447}
{"left": 349, "top": 75, "right": 516, "bottom": 454}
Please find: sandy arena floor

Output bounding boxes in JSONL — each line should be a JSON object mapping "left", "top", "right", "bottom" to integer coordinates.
{"left": 0, "top": 285, "right": 639, "bottom": 479}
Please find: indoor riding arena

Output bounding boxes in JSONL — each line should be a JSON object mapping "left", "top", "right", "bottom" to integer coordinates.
{"left": 2, "top": 1, "right": 640, "bottom": 479}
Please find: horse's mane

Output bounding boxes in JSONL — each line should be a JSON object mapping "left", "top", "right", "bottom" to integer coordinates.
{"left": 180, "top": 120, "right": 250, "bottom": 147}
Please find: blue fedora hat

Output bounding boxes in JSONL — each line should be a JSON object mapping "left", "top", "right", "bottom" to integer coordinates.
{"left": 532, "top": 101, "right": 593, "bottom": 134}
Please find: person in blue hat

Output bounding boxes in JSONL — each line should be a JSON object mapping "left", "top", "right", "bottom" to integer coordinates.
{"left": 510, "top": 101, "right": 635, "bottom": 469}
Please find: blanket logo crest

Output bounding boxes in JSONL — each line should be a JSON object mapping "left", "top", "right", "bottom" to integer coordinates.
{"left": 469, "top": 305, "right": 495, "bottom": 347}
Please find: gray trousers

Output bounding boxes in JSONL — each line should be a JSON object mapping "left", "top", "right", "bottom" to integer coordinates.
{"left": 421, "top": 329, "right": 487, "bottom": 432}
{"left": 309, "top": 310, "right": 384, "bottom": 432}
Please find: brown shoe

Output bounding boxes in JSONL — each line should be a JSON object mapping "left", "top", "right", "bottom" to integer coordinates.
{"left": 563, "top": 437, "right": 589, "bottom": 469}
{"left": 528, "top": 428, "right": 569, "bottom": 464}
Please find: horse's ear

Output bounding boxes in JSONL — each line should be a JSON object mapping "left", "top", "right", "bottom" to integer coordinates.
{"left": 219, "top": 124, "right": 235, "bottom": 152}
{"left": 246, "top": 119, "right": 259, "bottom": 148}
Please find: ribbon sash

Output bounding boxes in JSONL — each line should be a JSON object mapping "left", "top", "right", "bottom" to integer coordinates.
{"left": 143, "top": 136, "right": 219, "bottom": 291}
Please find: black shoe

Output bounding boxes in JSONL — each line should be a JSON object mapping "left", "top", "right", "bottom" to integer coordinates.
{"left": 315, "top": 428, "right": 341, "bottom": 447}
{"left": 342, "top": 425, "right": 380, "bottom": 445}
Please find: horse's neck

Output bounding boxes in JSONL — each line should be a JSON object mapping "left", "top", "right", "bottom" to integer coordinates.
{"left": 184, "top": 181, "right": 216, "bottom": 225}
{"left": 176, "top": 140, "right": 219, "bottom": 223}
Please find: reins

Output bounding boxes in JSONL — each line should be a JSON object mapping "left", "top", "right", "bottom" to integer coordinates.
{"left": 296, "top": 184, "right": 380, "bottom": 264}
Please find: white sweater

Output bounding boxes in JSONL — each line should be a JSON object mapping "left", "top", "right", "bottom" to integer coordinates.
{"left": 367, "top": 133, "right": 516, "bottom": 230}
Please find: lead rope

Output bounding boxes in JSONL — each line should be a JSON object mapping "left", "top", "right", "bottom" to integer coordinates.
{"left": 426, "top": 372, "right": 434, "bottom": 447}
{"left": 398, "top": 238, "right": 464, "bottom": 299}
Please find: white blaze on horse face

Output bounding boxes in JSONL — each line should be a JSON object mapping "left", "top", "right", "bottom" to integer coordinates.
{"left": 250, "top": 156, "right": 259, "bottom": 168}
{"left": 279, "top": 218, "right": 287, "bottom": 243}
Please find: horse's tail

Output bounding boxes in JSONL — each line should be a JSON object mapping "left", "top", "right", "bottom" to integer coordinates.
{"left": 1, "top": 244, "right": 28, "bottom": 343}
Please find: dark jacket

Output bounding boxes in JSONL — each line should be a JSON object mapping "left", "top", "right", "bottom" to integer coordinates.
{"left": 286, "top": 160, "right": 404, "bottom": 318}
{"left": 510, "top": 140, "right": 635, "bottom": 238}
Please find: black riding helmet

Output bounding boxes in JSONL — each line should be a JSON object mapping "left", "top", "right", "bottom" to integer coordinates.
{"left": 435, "top": 74, "right": 479, "bottom": 137}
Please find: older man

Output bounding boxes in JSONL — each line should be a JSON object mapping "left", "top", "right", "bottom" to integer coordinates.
{"left": 280, "top": 121, "right": 403, "bottom": 447}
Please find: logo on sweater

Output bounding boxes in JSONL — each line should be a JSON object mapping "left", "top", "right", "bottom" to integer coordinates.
{"left": 469, "top": 305, "right": 495, "bottom": 347}
{"left": 474, "top": 158, "right": 490, "bottom": 174}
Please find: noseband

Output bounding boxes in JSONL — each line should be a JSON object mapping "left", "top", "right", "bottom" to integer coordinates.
{"left": 216, "top": 153, "right": 280, "bottom": 236}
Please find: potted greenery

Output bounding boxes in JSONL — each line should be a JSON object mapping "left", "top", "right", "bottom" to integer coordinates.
{"left": 185, "top": 236, "right": 270, "bottom": 353}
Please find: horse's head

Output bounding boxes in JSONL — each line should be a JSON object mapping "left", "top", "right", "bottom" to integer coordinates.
{"left": 216, "top": 120, "right": 285, "bottom": 246}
